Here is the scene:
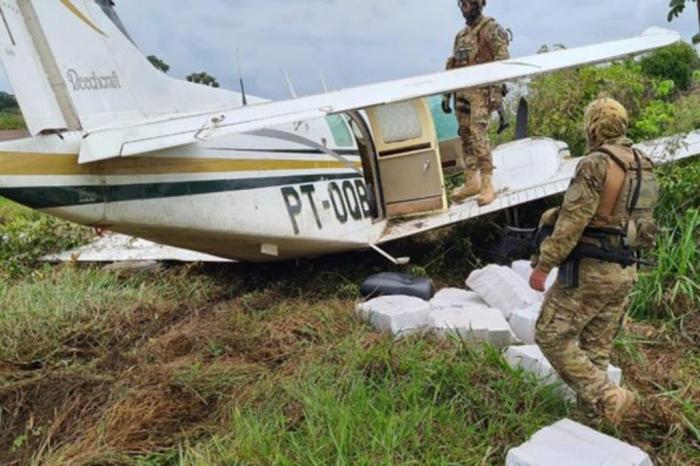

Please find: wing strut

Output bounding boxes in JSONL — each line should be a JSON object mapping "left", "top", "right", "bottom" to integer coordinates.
{"left": 369, "top": 244, "right": 411, "bottom": 266}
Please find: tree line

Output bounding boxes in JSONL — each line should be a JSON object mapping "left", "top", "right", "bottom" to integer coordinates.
{"left": 147, "top": 55, "right": 220, "bottom": 88}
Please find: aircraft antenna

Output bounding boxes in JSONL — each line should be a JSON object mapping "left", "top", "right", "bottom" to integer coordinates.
{"left": 236, "top": 49, "right": 248, "bottom": 106}
{"left": 283, "top": 68, "right": 298, "bottom": 98}
{"left": 320, "top": 72, "right": 329, "bottom": 92}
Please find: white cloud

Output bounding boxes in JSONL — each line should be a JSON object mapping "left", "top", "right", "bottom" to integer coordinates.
{"left": 0, "top": 0, "right": 697, "bottom": 99}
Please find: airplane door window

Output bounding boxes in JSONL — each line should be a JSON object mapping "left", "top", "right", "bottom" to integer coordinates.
{"left": 325, "top": 115, "right": 354, "bottom": 147}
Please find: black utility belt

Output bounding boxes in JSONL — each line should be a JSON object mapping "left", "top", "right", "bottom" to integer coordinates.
{"left": 558, "top": 243, "right": 640, "bottom": 289}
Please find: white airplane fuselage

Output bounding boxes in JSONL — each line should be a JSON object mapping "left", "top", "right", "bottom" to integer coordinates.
{"left": 0, "top": 116, "right": 388, "bottom": 262}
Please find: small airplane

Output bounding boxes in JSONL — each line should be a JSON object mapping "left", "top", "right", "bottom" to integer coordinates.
{"left": 0, "top": 1, "right": 695, "bottom": 263}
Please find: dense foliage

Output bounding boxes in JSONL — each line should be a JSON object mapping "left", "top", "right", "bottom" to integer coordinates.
{"left": 0, "top": 92, "right": 18, "bottom": 113}
{"left": 640, "top": 42, "right": 700, "bottom": 91}
{"left": 526, "top": 44, "right": 700, "bottom": 156}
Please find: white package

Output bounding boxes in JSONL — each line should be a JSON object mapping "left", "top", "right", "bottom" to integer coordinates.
{"left": 505, "top": 345, "right": 622, "bottom": 400}
{"left": 356, "top": 295, "right": 431, "bottom": 336}
{"left": 511, "top": 260, "right": 534, "bottom": 282}
{"left": 466, "top": 265, "right": 542, "bottom": 318}
{"left": 430, "top": 288, "right": 487, "bottom": 309}
{"left": 506, "top": 418, "right": 652, "bottom": 466}
{"left": 508, "top": 302, "right": 542, "bottom": 345}
{"left": 429, "top": 305, "right": 515, "bottom": 348}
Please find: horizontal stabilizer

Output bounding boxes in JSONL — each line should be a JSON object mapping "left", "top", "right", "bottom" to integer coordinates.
{"left": 80, "top": 27, "right": 680, "bottom": 163}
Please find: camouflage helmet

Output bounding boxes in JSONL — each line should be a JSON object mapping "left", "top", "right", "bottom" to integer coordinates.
{"left": 584, "top": 98, "right": 629, "bottom": 149}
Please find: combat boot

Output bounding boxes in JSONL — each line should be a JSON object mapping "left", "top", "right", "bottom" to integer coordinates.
{"left": 477, "top": 173, "right": 497, "bottom": 206}
{"left": 451, "top": 170, "right": 481, "bottom": 203}
{"left": 602, "top": 387, "right": 636, "bottom": 425}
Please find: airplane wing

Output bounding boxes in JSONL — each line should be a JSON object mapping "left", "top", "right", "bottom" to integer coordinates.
{"left": 380, "top": 130, "right": 700, "bottom": 244}
{"left": 79, "top": 27, "right": 681, "bottom": 164}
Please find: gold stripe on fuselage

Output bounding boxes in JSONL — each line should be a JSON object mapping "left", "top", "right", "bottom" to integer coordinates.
{"left": 60, "top": 0, "right": 107, "bottom": 37}
{"left": 0, "top": 152, "right": 360, "bottom": 176}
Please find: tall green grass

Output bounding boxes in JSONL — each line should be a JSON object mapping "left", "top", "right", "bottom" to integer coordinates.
{"left": 630, "top": 208, "right": 699, "bottom": 319}
{"left": 629, "top": 159, "right": 700, "bottom": 320}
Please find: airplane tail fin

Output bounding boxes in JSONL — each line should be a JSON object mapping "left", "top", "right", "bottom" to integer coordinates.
{"left": 0, "top": 0, "right": 244, "bottom": 136}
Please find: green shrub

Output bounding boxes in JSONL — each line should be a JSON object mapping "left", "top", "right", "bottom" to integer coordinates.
{"left": 656, "top": 158, "right": 700, "bottom": 219}
{"left": 640, "top": 42, "right": 700, "bottom": 92}
{"left": 528, "top": 61, "right": 655, "bottom": 155}
{"left": 0, "top": 199, "right": 91, "bottom": 278}
{"left": 667, "top": 93, "right": 700, "bottom": 134}
{"left": 528, "top": 59, "right": 700, "bottom": 157}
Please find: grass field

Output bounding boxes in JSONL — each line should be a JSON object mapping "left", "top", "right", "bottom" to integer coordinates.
{"left": 0, "top": 190, "right": 698, "bottom": 465}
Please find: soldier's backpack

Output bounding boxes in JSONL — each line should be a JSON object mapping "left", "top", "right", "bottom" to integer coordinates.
{"left": 596, "top": 145, "right": 660, "bottom": 250}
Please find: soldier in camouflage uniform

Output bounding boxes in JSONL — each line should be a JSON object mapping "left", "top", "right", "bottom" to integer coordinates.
{"left": 529, "top": 98, "right": 659, "bottom": 424}
{"left": 442, "top": 0, "right": 510, "bottom": 206}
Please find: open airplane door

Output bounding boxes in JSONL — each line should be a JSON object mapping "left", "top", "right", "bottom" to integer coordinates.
{"left": 366, "top": 99, "right": 448, "bottom": 219}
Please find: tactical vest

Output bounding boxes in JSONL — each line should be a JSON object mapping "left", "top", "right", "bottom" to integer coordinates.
{"left": 589, "top": 145, "right": 659, "bottom": 250}
{"left": 470, "top": 18, "right": 496, "bottom": 65}
{"left": 453, "top": 17, "right": 496, "bottom": 68}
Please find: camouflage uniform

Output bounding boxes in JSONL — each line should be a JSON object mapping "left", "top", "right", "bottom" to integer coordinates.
{"left": 534, "top": 98, "right": 658, "bottom": 420}
{"left": 446, "top": 15, "right": 510, "bottom": 175}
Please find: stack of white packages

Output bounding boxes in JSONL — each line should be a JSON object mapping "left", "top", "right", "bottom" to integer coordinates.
{"left": 506, "top": 419, "right": 653, "bottom": 466}
{"left": 354, "top": 260, "right": 566, "bottom": 351}
{"left": 504, "top": 345, "right": 622, "bottom": 400}
{"left": 356, "top": 287, "right": 517, "bottom": 347}
{"left": 355, "top": 296, "right": 431, "bottom": 337}
{"left": 466, "top": 265, "right": 542, "bottom": 320}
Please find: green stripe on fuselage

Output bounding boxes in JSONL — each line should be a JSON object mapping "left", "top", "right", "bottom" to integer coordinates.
{"left": 0, "top": 173, "right": 362, "bottom": 209}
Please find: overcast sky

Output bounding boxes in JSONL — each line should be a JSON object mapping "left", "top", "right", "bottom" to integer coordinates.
{"left": 1, "top": 1, "right": 698, "bottom": 99}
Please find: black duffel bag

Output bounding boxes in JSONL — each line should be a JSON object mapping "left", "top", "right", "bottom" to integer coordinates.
{"left": 360, "top": 272, "right": 435, "bottom": 301}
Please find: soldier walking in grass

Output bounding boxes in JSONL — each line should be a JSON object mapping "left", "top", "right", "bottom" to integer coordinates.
{"left": 529, "top": 98, "right": 660, "bottom": 424}
{"left": 442, "top": 0, "right": 510, "bottom": 206}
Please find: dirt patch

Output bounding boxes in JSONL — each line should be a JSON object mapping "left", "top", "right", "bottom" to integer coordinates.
{"left": 0, "top": 370, "right": 113, "bottom": 465}
{"left": 0, "top": 291, "right": 359, "bottom": 465}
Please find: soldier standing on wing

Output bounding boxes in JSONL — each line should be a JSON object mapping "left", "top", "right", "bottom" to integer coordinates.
{"left": 443, "top": 0, "right": 510, "bottom": 206}
{"left": 530, "top": 98, "right": 660, "bottom": 425}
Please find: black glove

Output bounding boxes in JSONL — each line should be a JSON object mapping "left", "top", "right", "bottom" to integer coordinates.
{"left": 442, "top": 95, "right": 452, "bottom": 114}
